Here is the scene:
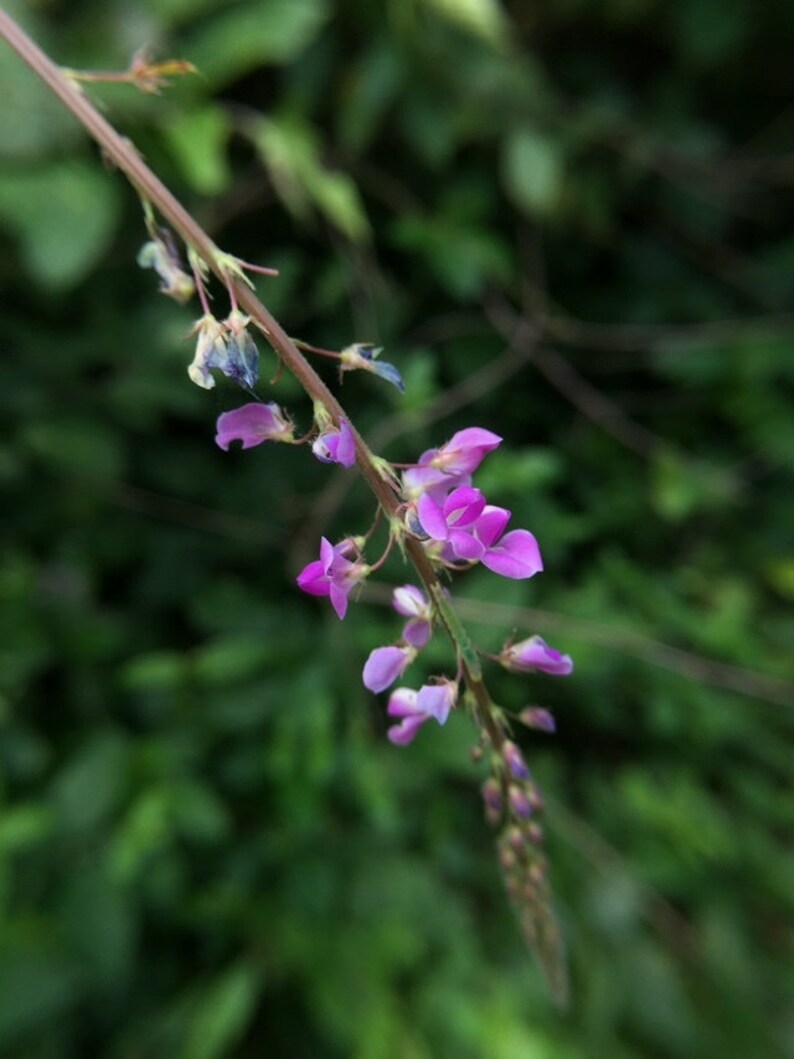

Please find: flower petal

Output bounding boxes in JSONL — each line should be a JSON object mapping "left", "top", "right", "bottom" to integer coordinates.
{"left": 363, "top": 646, "right": 413, "bottom": 692}
{"left": 481, "top": 529, "right": 543, "bottom": 579}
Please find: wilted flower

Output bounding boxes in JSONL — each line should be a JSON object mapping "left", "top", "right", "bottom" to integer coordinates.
{"left": 188, "top": 315, "right": 228, "bottom": 389}
{"left": 222, "top": 309, "right": 259, "bottom": 389}
{"left": 340, "top": 343, "right": 404, "bottom": 393}
{"left": 137, "top": 235, "right": 194, "bottom": 303}
{"left": 296, "top": 537, "right": 369, "bottom": 620}
{"left": 215, "top": 402, "right": 294, "bottom": 451}
{"left": 500, "top": 636, "right": 573, "bottom": 677}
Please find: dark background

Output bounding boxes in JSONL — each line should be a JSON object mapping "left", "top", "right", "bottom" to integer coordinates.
{"left": 0, "top": 0, "right": 792, "bottom": 1055}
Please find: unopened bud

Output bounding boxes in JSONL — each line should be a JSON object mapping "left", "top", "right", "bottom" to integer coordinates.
{"left": 517, "top": 707, "right": 556, "bottom": 733}
{"left": 502, "top": 740, "right": 531, "bottom": 781}
{"left": 481, "top": 778, "right": 502, "bottom": 824}
{"left": 508, "top": 785, "right": 533, "bottom": 819}
{"left": 526, "top": 822, "right": 543, "bottom": 844}
{"left": 506, "top": 825, "right": 524, "bottom": 853}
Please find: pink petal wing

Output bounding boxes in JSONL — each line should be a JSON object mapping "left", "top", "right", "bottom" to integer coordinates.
{"left": 481, "top": 529, "right": 543, "bottom": 579}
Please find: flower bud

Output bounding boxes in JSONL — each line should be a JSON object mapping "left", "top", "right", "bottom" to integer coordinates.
{"left": 517, "top": 707, "right": 556, "bottom": 733}
{"left": 502, "top": 740, "right": 531, "bottom": 781}
{"left": 508, "top": 785, "right": 533, "bottom": 819}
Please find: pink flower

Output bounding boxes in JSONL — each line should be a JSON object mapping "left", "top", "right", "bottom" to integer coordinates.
{"left": 296, "top": 537, "right": 369, "bottom": 619}
{"left": 401, "top": 463, "right": 470, "bottom": 505}
{"left": 458, "top": 506, "right": 544, "bottom": 579}
{"left": 425, "top": 427, "right": 502, "bottom": 475}
{"left": 215, "top": 402, "right": 294, "bottom": 451}
{"left": 500, "top": 635, "right": 573, "bottom": 676}
{"left": 311, "top": 419, "right": 356, "bottom": 468}
{"left": 392, "top": 584, "right": 433, "bottom": 648}
{"left": 385, "top": 680, "right": 458, "bottom": 746}
{"left": 415, "top": 487, "right": 487, "bottom": 559}
{"left": 362, "top": 645, "right": 417, "bottom": 693}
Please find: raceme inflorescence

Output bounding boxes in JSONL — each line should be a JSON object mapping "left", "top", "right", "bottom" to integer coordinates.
{"left": 0, "top": 11, "right": 574, "bottom": 1003}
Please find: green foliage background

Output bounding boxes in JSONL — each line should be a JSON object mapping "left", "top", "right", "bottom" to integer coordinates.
{"left": 1, "top": 0, "right": 793, "bottom": 1055}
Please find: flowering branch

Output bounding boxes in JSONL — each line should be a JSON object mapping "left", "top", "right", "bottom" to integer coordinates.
{"left": 0, "top": 9, "right": 572, "bottom": 1003}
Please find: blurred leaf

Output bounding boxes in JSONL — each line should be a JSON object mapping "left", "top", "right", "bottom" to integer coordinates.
{"left": 501, "top": 129, "right": 564, "bottom": 218}
{"left": 421, "top": 0, "right": 509, "bottom": 45}
{"left": 184, "top": 0, "right": 329, "bottom": 85}
{"left": 0, "top": 162, "right": 120, "bottom": 288}
{"left": 162, "top": 106, "right": 232, "bottom": 195}
{"left": 21, "top": 416, "right": 125, "bottom": 480}
{"left": 0, "top": 804, "right": 52, "bottom": 854}
{"left": 252, "top": 114, "right": 370, "bottom": 241}
{"left": 181, "top": 962, "right": 262, "bottom": 1059}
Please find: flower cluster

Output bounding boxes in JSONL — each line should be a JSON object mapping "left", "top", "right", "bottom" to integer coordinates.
{"left": 284, "top": 425, "right": 573, "bottom": 750}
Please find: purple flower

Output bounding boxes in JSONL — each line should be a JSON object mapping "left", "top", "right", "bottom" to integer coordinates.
{"left": 426, "top": 427, "right": 502, "bottom": 475}
{"left": 311, "top": 419, "right": 356, "bottom": 468}
{"left": 500, "top": 635, "right": 574, "bottom": 676}
{"left": 296, "top": 537, "right": 369, "bottom": 619}
{"left": 362, "top": 645, "right": 417, "bottom": 693}
{"left": 385, "top": 680, "right": 458, "bottom": 746}
{"left": 215, "top": 402, "right": 294, "bottom": 451}
{"left": 392, "top": 584, "right": 433, "bottom": 648}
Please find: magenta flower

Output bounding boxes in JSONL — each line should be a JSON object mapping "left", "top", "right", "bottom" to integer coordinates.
{"left": 215, "top": 402, "right": 294, "bottom": 451}
{"left": 311, "top": 418, "right": 356, "bottom": 468}
{"left": 416, "top": 486, "right": 487, "bottom": 560}
{"left": 465, "top": 506, "right": 544, "bottom": 579}
{"left": 385, "top": 680, "right": 458, "bottom": 746}
{"left": 296, "top": 537, "right": 369, "bottom": 619}
{"left": 392, "top": 584, "right": 433, "bottom": 648}
{"left": 500, "top": 635, "right": 573, "bottom": 676}
{"left": 426, "top": 427, "right": 502, "bottom": 475}
{"left": 402, "top": 463, "right": 470, "bottom": 505}
{"left": 362, "top": 645, "right": 417, "bottom": 693}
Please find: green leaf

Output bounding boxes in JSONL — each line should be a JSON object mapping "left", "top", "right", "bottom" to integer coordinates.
{"left": 181, "top": 963, "right": 262, "bottom": 1059}
{"left": 501, "top": 129, "right": 564, "bottom": 218}
{"left": 21, "top": 416, "right": 126, "bottom": 480}
{"left": 162, "top": 106, "right": 232, "bottom": 195}
{"left": 0, "top": 804, "right": 53, "bottom": 854}
{"left": 184, "top": 0, "right": 329, "bottom": 86}
{"left": 0, "top": 162, "right": 120, "bottom": 288}
{"left": 252, "top": 115, "right": 370, "bottom": 241}
{"left": 422, "top": 0, "right": 509, "bottom": 45}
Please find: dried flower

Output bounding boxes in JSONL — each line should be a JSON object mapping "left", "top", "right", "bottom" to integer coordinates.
{"left": 137, "top": 235, "right": 194, "bottom": 303}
